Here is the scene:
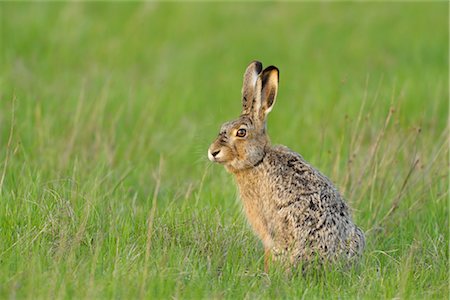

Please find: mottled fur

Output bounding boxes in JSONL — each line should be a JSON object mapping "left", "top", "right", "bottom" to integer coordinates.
{"left": 208, "top": 61, "right": 365, "bottom": 269}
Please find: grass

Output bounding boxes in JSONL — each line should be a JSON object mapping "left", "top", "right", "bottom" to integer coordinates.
{"left": 0, "top": 2, "right": 448, "bottom": 299}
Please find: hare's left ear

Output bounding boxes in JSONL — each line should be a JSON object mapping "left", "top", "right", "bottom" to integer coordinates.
{"left": 256, "top": 66, "right": 279, "bottom": 122}
{"left": 242, "top": 61, "right": 263, "bottom": 115}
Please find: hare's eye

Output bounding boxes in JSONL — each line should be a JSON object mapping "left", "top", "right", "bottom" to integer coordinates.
{"left": 236, "top": 128, "right": 247, "bottom": 138}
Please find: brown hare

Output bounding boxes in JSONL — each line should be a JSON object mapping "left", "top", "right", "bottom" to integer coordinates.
{"left": 208, "top": 61, "right": 365, "bottom": 271}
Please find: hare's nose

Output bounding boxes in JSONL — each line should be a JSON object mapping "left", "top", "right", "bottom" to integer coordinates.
{"left": 208, "top": 149, "right": 221, "bottom": 162}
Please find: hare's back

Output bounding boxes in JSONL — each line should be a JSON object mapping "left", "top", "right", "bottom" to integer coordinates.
{"left": 266, "top": 145, "right": 351, "bottom": 218}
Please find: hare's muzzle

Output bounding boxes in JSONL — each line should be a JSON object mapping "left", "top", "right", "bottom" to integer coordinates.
{"left": 208, "top": 147, "right": 222, "bottom": 162}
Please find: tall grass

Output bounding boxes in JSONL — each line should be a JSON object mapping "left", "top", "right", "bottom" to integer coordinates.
{"left": 1, "top": 2, "right": 448, "bottom": 299}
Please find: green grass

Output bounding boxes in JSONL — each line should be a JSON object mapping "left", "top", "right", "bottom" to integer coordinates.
{"left": 0, "top": 2, "right": 448, "bottom": 299}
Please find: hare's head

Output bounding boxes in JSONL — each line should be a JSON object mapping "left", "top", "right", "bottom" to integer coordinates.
{"left": 208, "top": 61, "right": 279, "bottom": 172}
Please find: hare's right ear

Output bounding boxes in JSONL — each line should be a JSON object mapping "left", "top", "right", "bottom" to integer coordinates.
{"left": 241, "top": 61, "right": 263, "bottom": 115}
{"left": 259, "top": 66, "right": 279, "bottom": 119}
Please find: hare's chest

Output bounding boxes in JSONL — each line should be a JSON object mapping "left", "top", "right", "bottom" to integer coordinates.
{"left": 235, "top": 171, "right": 273, "bottom": 209}
{"left": 235, "top": 172, "right": 275, "bottom": 225}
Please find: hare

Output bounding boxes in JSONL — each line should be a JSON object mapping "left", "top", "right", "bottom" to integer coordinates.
{"left": 208, "top": 61, "right": 365, "bottom": 271}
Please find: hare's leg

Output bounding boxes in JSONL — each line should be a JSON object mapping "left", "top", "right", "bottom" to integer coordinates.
{"left": 264, "top": 247, "right": 271, "bottom": 273}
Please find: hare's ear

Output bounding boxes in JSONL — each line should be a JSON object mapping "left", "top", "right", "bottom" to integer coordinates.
{"left": 257, "top": 66, "right": 279, "bottom": 122}
{"left": 241, "top": 61, "right": 263, "bottom": 115}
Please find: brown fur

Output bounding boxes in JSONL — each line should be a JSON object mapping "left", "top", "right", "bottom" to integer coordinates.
{"left": 208, "top": 61, "right": 365, "bottom": 269}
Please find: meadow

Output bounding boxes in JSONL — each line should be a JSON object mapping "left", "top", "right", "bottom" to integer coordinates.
{"left": 0, "top": 2, "right": 448, "bottom": 299}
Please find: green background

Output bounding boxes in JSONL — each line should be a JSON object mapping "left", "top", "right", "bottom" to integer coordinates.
{"left": 1, "top": 2, "right": 448, "bottom": 299}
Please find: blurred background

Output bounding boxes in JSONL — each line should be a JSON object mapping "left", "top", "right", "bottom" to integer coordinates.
{"left": 2, "top": 3, "right": 446, "bottom": 180}
{"left": 0, "top": 2, "right": 448, "bottom": 298}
